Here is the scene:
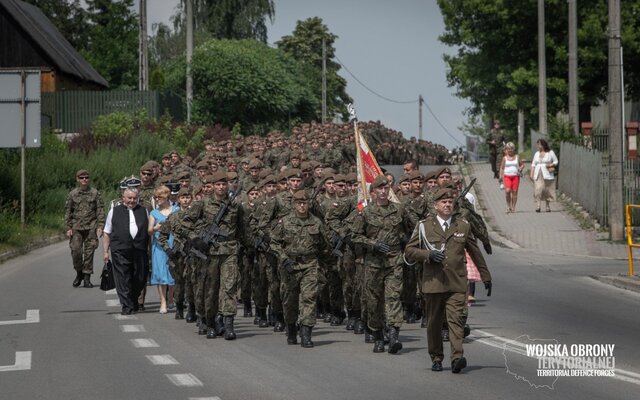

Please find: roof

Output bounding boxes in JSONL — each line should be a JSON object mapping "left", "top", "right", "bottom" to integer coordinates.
{"left": 1, "top": 0, "right": 109, "bottom": 88}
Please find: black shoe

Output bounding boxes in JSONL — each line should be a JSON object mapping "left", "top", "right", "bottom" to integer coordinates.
{"left": 223, "top": 316, "right": 236, "bottom": 340}
{"left": 372, "top": 330, "right": 385, "bottom": 353}
{"left": 442, "top": 328, "right": 450, "bottom": 342}
{"left": 73, "top": 271, "right": 83, "bottom": 287}
{"left": 323, "top": 313, "right": 333, "bottom": 323}
{"left": 387, "top": 326, "right": 402, "bottom": 354}
{"left": 137, "top": 303, "right": 145, "bottom": 312}
{"left": 198, "top": 318, "right": 207, "bottom": 335}
{"left": 345, "top": 317, "right": 356, "bottom": 331}
{"left": 243, "top": 300, "right": 252, "bottom": 317}
{"left": 431, "top": 361, "right": 443, "bottom": 372}
{"left": 403, "top": 307, "right": 411, "bottom": 323}
{"left": 451, "top": 357, "right": 467, "bottom": 373}
{"left": 421, "top": 316, "right": 427, "bottom": 328}
{"left": 353, "top": 319, "right": 364, "bottom": 334}
{"left": 364, "top": 326, "right": 375, "bottom": 343}
{"left": 300, "top": 325, "right": 314, "bottom": 348}
{"left": 464, "top": 324, "right": 471, "bottom": 338}
{"left": 121, "top": 307, "right": 132, "bottom": 315}
{"left": 383, "top": 327, "right": 390, "bottom": 344}
{"left": 82, "top": 273, "right": 93, "bottom": 288}
{"left": 257, "top": 308, "right": 269, "bottom": 328}
{"left": 330, "top": 314, "right": 344, "bottom": 326}
{"left": 175, "top": 304, "right": 184, "bottom": 320}
{"left": 286, "top": 324, "right": 298, "bottom": 345}
{"left": 215, "top": 314, "right": 226, "bottom": 336}
{"left": 206, "top": 327, "right": 216, "bottom": 339}
{"left": 274, "top": 313, "right": 285, "bottom": 332}
{"left": 185, "top": 304, "right": 197, "bottom": 323}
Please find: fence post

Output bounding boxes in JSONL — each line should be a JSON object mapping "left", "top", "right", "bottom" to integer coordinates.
{"left": 626, "top": 121, "right": 638, "bottom": 160}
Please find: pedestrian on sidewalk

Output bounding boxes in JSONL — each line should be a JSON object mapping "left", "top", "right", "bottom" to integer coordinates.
{"left": 530, "top": 139, "right": 558, "bottom": 213}
{"left": 499, "top": 142, "right": 525, "bottom": 213}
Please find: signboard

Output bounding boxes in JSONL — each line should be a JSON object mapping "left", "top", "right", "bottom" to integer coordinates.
{"left": 0, "top": 70, "right": 41, "bottom": 148}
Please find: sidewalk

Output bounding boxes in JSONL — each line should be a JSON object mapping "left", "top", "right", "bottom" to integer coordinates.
{"left": 464, "top": 162, "right": 640, "bottom": 290}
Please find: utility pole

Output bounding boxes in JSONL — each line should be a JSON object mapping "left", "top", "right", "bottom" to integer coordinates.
{"left": 608, "top": 0, "right": 624, "bottom": 241}
{"left": 518, "top": 110, "right": 525, "bottom": 154}
{"left": 321, "top": 38, "right": 327, "bottom": 124}
{"left": 418, "top": 95, "right": 423, "bottom": 140}
{"left": 186, "top": 0, "right": 193, "bottom": 122}
{"left": 538, "top": 0, "right": 547, "bottom": 136}
{"left": 568, "top": 0, "right": 579, "bottom": 136}
{"left": 138, "top": 0, "right": 148, "bottom": 91}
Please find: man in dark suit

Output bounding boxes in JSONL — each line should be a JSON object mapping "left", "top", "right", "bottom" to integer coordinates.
{"left": 404, "top": 188, "right": 492, "bottom": 373}
{"left": 102, "top": 188, "right": 150, "bottom": 315}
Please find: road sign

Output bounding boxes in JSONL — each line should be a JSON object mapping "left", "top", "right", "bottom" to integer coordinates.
{"left": 0, "top": 70, "right": 41, "bottom": 148}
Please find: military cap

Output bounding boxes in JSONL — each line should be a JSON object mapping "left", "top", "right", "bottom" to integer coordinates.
{"left": 333, "top": 174, "right": 346, "bottom": 183}
{"left": 76, "top": 169, "right": 90, "bottom": 178}
{"left": 201, "top": 174, "right": 216, "bottom": 184}
{"left": 398, "top": 174, "right": 411, "bottom": 184}
{"left": 259, "top": 169, "right": 272, "bottom": 179}
{"left": 370, "top": 175, "right": 389, "bottom": 189}
{"left": 290, "top": 151, "right": 302, "bottom": 160}
{"left": 286, "top": 168, "right": 303, "bottom": 179}
{"left": 308, "top": 160, "right": 321, "bottom": 170}
{"left": 320, "top": 170, "right": 335, "bottom": 184}
{"left": 435, "top": 167, "right": 452, "bottom": 177}
{"left": 169, "top": 150, "right": 180, "bottom": 156}
{"left": 196, "top": 160, "right": 210, "bottom": 170}
{"left": 276, "top": 171, "right": 288, "bottom": 182}
{"left": 176, "top": 187, "right": 192, "bottom": 196}
{"left": 424, "top": 170, "right": 438, "bottom": 181}
{"left": 210, "top": 171, "right": 228, "bottom": 183}
{"left": 408, "top": 170, "right": 423, "bottom": 181}
{"left": 218, "top": 140, "right": 228, "bottom": 147}
{"left": 433, "top": 188, "right": 455, "bottom": 201}
{"left": 227, "top": 171, "right": 238, "bottom": 181}
{"left": 166, "top": 182, "right": 181, "bottom": 195}
{"left": 262, "top": 174, "right": 277, "bottom": 185}
{"left": 147, "top": 160, "right": 160, "bottom": 168}
{"left": 175, "top": 171, "right": 190, "bottom": 180}
{"left": 345, "top": 172, "right": 357, "bottom": 183}
{"left": 300, "top": 161, "right": 313, "bottom": 172}
{"left": 140, "top": 162, "right": 154, "bottom": 173}
{"left": 246, "top": 183, "right": 259, "bottom": 193}
{"left": 159, "top": 175, "right": 174, "bottom": 185}
{"left": 248, "top": 159, "right": 263, "bottom": 169}
{"left": 240, "top": 157, "right": 250, "bottom": 165}
{"left": 162, "top": 153, "right": 171, "bottom": 160}
{"left": 442, "top": 181, "right": 458, "bottom": 190}
{"left": 292, "top": 190, "right": 309, "bottom": 201}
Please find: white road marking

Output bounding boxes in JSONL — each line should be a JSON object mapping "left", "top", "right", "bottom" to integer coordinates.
{"left": 113, "top": 314, "right": 137, "bottom": 321}
{"left": 105, "top": 289, "right": 117, "bottom": 295}
{"left": 120, "top": 325, "right": 145, "bottom": 333}
{"left": 0, "top": 351, "right": 32, "bottom": 372}
{"left": 105, "top": 299, "right": 120, "bottom": 307}
{"left": 0, "top": 310, "right": 39, "bottom": 326}
{"left": 166, "top": 373, "right": 203, "bottom": 387}
{"left": 146, "top": 355, "right": 179, "bottom": 365}
{"left": 189, "top": 398, "right": 222, "bottom": 400}
{"left": 131, "top": 338, "right": 159, "bottom": 348}
{"left": 473, "top": 329, "right": 640, "bottom": 386}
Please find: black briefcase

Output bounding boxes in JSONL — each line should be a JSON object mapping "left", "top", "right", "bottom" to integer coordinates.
{"left": 99, "top": 260, "right": 116, "bottom": 291}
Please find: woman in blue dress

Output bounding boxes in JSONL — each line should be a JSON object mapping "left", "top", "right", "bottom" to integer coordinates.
{"left": 148, "top": 185, "right": 179, "bottom": 314}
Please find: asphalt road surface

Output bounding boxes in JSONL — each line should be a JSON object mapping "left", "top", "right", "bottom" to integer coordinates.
{"left": 1, "top": 242, "right": 638, "bottom": 400}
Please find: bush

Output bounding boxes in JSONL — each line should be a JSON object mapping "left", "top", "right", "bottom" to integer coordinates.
{"left": 91, "top": 112, "right": 135, "bottom": 141}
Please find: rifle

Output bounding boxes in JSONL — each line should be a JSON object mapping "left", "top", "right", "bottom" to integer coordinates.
{"left": 190, "top": 184, "right": 243, "bottom": 260}
{"left": 457, "top": 178, "right": 476, "bottom": 204}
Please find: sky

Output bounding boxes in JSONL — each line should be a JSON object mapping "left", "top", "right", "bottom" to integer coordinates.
{"left": 141, "top": 0, "right": 469, "bottom": 149}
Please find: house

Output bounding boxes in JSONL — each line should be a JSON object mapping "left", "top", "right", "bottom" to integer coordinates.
{"left": 0, "top": 0, "right": 108, "bottom": 91}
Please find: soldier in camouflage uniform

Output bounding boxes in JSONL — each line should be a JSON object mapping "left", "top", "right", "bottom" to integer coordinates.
{"left": 351, "top": 176, "right": 413, "bottom": 354}
{"left": 182, "top": 171, "right": 246, "bottom": 340}
{"left": 138, "top": 163, "right": 158, "bottom": 211}
{"left": 65, "top": 169, "right": 105, "bottom": 288}
{"left": 238, "top": 184, "right": 261, "bottom": 317}
{"left": 157, "top": 187, "right": 193, "bottom": 319}
{"left": 271, "top": 190, "right": 330, "bottom": 348}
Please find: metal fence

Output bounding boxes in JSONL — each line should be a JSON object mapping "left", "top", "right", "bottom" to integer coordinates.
{"left": 41, "top": 90, "right": 183, "bottom": 132}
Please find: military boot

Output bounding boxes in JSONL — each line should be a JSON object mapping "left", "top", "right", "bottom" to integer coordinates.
{"left": 72, "top": 270, "right": 83, "bottom": 287}
{"left": 206, "top": 325, "right": 216, "bottom": 339}
{"left": 300, "top": 325, "right": 314, "bottom": 348}
{"left": 274, "top": 312, "right": 285, "bottom": 332}
{"left": 330, "top": 309, "right": 344, "bottom": 326}
{"left": 372, "top": 330, "right": 385, "bottom": 353}
{"left": 258, "top": 308, "right": 269, "bottom": 328}
{"left": 83, "top": 273, "right": 93, "bottom": 288}
{"left": 214, "top": 314, "right": 226, "bottom": 336}
{"left": 364, "top": 325, "right": 375, "bottom": 343}
{"left": 387, "top": 326, "right": 402, "bottom": 354}
{"left": 243, "top": 300, "right": 252, "bottom": 317}
{"left": 185, "top": 303, "right": 197, "bottom": 323}
{"left": 464, "top": 324, "right": 471, "bottom": 338}
{"left": 383, "top": 326, "right": 390, "bottom": 344}
{"left": 286, "top": 324, "right": 298, "bottom": 345}
{"left": 175, "top": 303, "right": 184, "bottom": 320}
{"left": 197, "top": 317, "right": 207, "bottom": 335}
{"left": 353, "top": 318, "right": 365, "bottom": 334}
{"left": 442, "top": 327, "right": 450, "bottom": 342}
{"left": 223, "top": 316, "right": 236, "bottom": 340}
{"left": 345, "top": 310, "right": 356, "bottom": 331}
{"left": 403, "top": 304, "right": 411, "bottom": 323}
{"left": 421, "top": 316, "right": 427, "bottom": 328}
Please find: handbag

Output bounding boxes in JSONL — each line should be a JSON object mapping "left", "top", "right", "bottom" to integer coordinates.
{"left": 100, "top": 260, "right": 116, "bottom": 291}
{"left": 547, "top": 165, "right": 556, "bottom": 173}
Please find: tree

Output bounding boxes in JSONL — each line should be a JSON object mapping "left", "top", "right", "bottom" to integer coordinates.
{"left": 438, "top": 0, "right": 640, "bottom": 133}
{"left": 23, "top": 0, "right": 89, "bottom": 51}
{"left": 190, "top": 39, "right": 318, "bottom": 133}
{"left": 200, "top": 0, "right": 275, "bottom": 43}
{"left": 276, "top": 17, "right": 352, "bottom": 122}
{"left": 81, "top": 0, "right": 138, "bottom": 89}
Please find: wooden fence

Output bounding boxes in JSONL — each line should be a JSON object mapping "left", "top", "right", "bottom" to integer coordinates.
{"left": 41, "top": 90, "right": 183, "bottom": 132}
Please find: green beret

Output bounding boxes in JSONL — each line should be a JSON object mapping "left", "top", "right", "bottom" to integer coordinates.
{"left": 370, "top": 175, "right": 389, "bottom": 189}
{"left": 433, "top": 188, "right": 455, "bottom": 201}
{"left": 408, "top": 170, "right": 423, "bottom": 181}
{"left": 398, "top": 174, "right": 411, "bottom": 184}
{"left": 292, "top": 190, "right": 309, "bottom": 201}
{"left": 76, "top": 169, "right": 90, "bottom": 178}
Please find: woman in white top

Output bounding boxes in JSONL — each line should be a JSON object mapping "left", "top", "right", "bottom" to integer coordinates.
{"left": 530, "top": 138, "right": 559, "bottom": 212}
{"left": 499, "top": 142, "right": 524, "bottom": 213}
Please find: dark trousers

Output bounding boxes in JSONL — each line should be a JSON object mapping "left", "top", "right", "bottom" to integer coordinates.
{"left": 111, "top": 248, "right": 149, "bottom": 312}
{"left": 425, "top": 292, "right": 466, "bottom": 362}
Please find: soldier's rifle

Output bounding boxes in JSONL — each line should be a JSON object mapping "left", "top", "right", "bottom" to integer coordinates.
{"left": 456, "top": 178, "right": 476, "bottom": 206}
{"left": 190, "top": 184, "right": 242, "bottom": 260}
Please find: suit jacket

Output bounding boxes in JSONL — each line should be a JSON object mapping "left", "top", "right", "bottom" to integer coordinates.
{"left": 404, "top": 214, "right": 491, "bottom": 294}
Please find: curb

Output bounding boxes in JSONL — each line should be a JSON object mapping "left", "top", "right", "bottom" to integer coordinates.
{"left": 590, "top": 274, "right": 640, "bottom": 293}
{"left": 0, "top": 234, "right": 66, "bottom": 264}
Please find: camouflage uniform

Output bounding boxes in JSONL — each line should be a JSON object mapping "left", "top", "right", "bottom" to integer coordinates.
{"left": 64, "top": 186, "right": 105, "bottom": 275}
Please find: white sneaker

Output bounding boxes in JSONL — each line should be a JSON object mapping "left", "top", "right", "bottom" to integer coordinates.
{"left": 499, "top": 183, "right": 504, "bottom": 190}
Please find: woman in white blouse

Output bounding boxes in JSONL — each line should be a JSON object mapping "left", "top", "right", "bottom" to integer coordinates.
{"left": 530, "top": 138, "right": 559, "bottom": 212}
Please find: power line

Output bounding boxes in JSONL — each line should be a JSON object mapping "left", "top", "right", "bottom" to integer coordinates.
{"left": 423, "top": 101, "right": 465, "bottom": 146}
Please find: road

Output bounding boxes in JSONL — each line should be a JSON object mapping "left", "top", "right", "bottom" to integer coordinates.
{"left": 1, "top": 242, "right": 638, "bottom": 400}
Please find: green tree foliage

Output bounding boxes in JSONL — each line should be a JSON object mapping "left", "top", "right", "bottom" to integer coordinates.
{"left": 199, "top": 0, "right": 275, "bottom": 43}
{"left": 22, "top": 0, "right": 89, "bottom": 51}
{"left": 276, "top": 17, "right": 353, "bottom": 122}
{"left": 437, "top": 0, "right": 640, "bottom": 132}
{"left": 190, "top": 39, "right": 318, "bottom": 134}
{"left": 81, "top": 0, "right": 138, "bottom": 89}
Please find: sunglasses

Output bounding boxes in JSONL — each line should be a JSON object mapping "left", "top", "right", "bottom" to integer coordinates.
{"left": 141, "top": 172, "right": 152, "bottom": 176}
{"left": 78, "top": 176, "right": 89, "bottom": 180}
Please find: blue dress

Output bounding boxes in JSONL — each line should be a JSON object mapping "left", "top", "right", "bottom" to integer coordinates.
{"left": 150, "top": 206, "right": 179, "bottom": 285}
